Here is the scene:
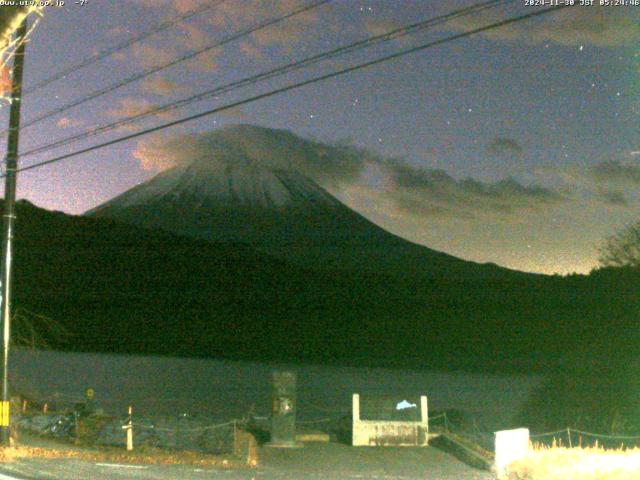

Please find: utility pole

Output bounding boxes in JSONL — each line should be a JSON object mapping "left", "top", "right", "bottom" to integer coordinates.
{"left": 0, "top": 18, "right": 28, "bottom": 446}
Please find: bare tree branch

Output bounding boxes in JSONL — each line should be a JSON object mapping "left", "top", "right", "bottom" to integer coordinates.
{"left": 598, "top": 222, "right": 640, "bottom": 269}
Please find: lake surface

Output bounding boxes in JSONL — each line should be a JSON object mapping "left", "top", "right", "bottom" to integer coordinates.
{"left": 9, "top": 348, "right": 542, "bottom": 430}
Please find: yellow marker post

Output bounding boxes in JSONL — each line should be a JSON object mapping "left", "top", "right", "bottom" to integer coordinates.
{"left": 0, "top": 401, "right": 9, "bottom": 427}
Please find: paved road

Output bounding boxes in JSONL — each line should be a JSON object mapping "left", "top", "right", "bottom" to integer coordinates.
{"left": 0, "top": 444, "right": 494, "bottom": 480}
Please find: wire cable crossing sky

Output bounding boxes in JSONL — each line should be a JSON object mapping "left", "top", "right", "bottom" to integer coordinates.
{"left": 1, "top": 0, "right": 333, "bottom": 136}
{"left": 2, "top": 0, "right": 638, "bottom": 275}
{"left": 21, "top": 0, "right": 229, "bottom": 96}
{"left": 18, "top": 0, "right": 514, "bottom": 160}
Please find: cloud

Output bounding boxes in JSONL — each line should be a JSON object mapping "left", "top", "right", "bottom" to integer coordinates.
{"left": 387, "top": 164, "right": 562, "bottom": 218}
{"left": 127, "top": 125, "right": 640, "bottom": 274}
{"left": 140, "top": 76, "right": 184, "bottom": 97}
{"left": 589, "top": 160, "right": 640, "bottom": 185}
{"left": 104, "top": 97, "right": 178, "bottom": 133}
{"left": 218, "top": 106, "right": 249, "bottom": 121}
{"left": 133, "top": 132, "right": 185, "bottom": 171}
{"left": 170, "top": 0, "right": 201, "bottom": 13}
{"left": 258, "top": 0, "right": 320, "bottom": 43}
{"left": 239, "top": 40, "right": 264, "bottom": 60}
{"left": 111, "top": 24, "right": 216, "bottom": 73}
{"left": 486, "top": 137, "right": 523, "bottom": 156}
{"left": 130, "top": 0, "right": 200, "bottom": 12}
{"left": 131, "top": 124, "right": 370, "bottom": 183}
{"left": 177, "top": 23, "right": 209, "bottom": 50}
{"left": 531, "top": 7, "right": 640, "bottom": 47}
{"left": 363, "top": 18, "right": 401, "bottom": 37}
{"left": 129, "top": 42, "right": 179, "bottom": 69}
{"left": 107, "top": 26, "right": 129, "bottom": 38}
{"left": 207, "top": 0, "right": 325, "bottom": 58}
{"left": 127, "top": 0, "right": 327, "bottom": 65}
{"left": 106, "top": 98, "right": 156, "bottom": 119}
{"left": 185, "top": 49, "right": 218, "bottom": 73}
{"left": 128, "top": 0, "right": 208, "bottom": 13}
{"left": 444, "top": 6, "right": 640, "bottom": 47}
{"left": 598, "top": 190, "right": 628, "bottom": 207}
{"left": 531, "top": 160, "right": 640, "bottom": 198}
{"left": 131, "top": 124, "right": 563, "bottom": 219}
{"left": 56, "top": 117, "right": 83, "bottom": 129}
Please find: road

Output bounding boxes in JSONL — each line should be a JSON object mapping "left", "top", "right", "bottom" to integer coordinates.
{"left": 0, "top": 443, "right": 494, "bottom": 479}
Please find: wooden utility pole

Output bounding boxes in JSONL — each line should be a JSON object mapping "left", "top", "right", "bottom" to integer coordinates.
{"left": 0, "top": 17, "right": 28, "bottom": 446}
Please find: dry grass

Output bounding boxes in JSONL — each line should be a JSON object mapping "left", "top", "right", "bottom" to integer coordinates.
{"left": 0, "top": 444, "right": 244, "bottom": 467}
{"left": 0, "top": 430, "right": 258, "bottom": 469}
{"left": 507, "top": 443, "right": 640, "bottom": 480}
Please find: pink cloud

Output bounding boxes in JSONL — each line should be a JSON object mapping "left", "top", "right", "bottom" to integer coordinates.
{"left": 130, "top": 42, "right": 179, "bottom": 69}
{"left": 141, "top": 76, "right": 184, "bottom": 97}
{"left": 177, "top": 23, "right": 209, "bottom": 50}
{"left": 56, "top": 117, "right": 83, "bottom": 129}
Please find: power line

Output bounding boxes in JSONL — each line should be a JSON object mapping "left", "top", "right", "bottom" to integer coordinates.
{"left": 7, "top": 4, "right": 571, "bottom": 177}
{"left": 23, "top": 0, "right": 228, "bottom": 95}
{"left": 0, "top": 0, "right": 332, "bottom": 137}
{"left": 20, "top": 0, "right": 513, "bottom": 159}
{"left": 21, "top": 0, "right": 510, "bottom": 158}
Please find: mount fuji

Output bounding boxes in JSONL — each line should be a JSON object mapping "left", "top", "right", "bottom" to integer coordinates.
{"left": 8, "top": 126, "right": 633, "bottom": 372}
{"left": 88, "top": 125, "right": 516, "bottom": 278}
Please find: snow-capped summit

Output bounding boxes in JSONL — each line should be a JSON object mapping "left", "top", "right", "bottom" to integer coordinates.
{"left": 97, "top": 152, "right": 340, "bottom": 211}
{"left": 88, "top": 125, "right": 508, "bottom": 277}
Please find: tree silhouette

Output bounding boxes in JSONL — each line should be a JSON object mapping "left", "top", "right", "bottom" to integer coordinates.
{"left": 12, "top": 308, "right": 70, "bottom": 349}
{"left": 599, "top": 223, "right": 640, "bottom": 268}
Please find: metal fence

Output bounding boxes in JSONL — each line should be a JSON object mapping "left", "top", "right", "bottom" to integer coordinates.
{"left": 15, "top": 409, "right": 239, "bottom": 454}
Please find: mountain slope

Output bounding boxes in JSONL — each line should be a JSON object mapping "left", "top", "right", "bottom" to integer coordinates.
{"left": 88, "top": 125, "right": 522, "bottom": 279}
{"left": 6, "top": 200, "right": 638, "bottom": 375}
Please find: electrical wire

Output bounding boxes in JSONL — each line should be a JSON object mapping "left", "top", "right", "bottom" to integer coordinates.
{"left": 22, "top": 0, "right": 228, "bottom": 95}
{"left": 6, "top": 4, "right": 572, "bottom": 177}
{"left": 20, "top": 0, "right": 513, "bottom": 159}
{"left": 0, "top": 0, "right": 332, "bottom": 137}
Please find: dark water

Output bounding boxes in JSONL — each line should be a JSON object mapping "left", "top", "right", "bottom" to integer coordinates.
{"left": 9, "top": 347, "right": 541, "bottom": 431}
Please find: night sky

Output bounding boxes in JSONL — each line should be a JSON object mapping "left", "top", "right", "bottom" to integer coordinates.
{"left": 0, "top": 0, "right": 638, "bottom": 274}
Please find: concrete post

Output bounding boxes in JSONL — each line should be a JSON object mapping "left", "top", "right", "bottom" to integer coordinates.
{"left": 420, "top": 395, "right": 428, "bottom": 424}
{"left": 266, "top": 371, "right": 301, "bottom": 448}
{"left": 495, "top": 428, "right": 529, "bottom": 479}
{"left": 352, "top": 394, "right": 360, "bottom": 422}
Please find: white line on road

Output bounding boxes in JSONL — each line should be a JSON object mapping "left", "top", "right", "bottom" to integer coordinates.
{"left": 95, "top": 463, "right": 149, "bottom": 469}
{"left": 0, "top": 471, "right": 29, "bottom": 480}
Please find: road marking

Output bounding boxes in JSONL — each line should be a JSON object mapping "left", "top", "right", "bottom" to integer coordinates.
{"left": 0, "top": 470, "right": 34, "bottom": 480}
{"left": 95, "top": 463, "right": 148, "bottom": 469}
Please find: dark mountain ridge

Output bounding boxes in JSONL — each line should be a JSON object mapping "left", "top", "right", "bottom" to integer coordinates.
{"left": 5, "top": 200, "right": 637, "bottom": 375}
